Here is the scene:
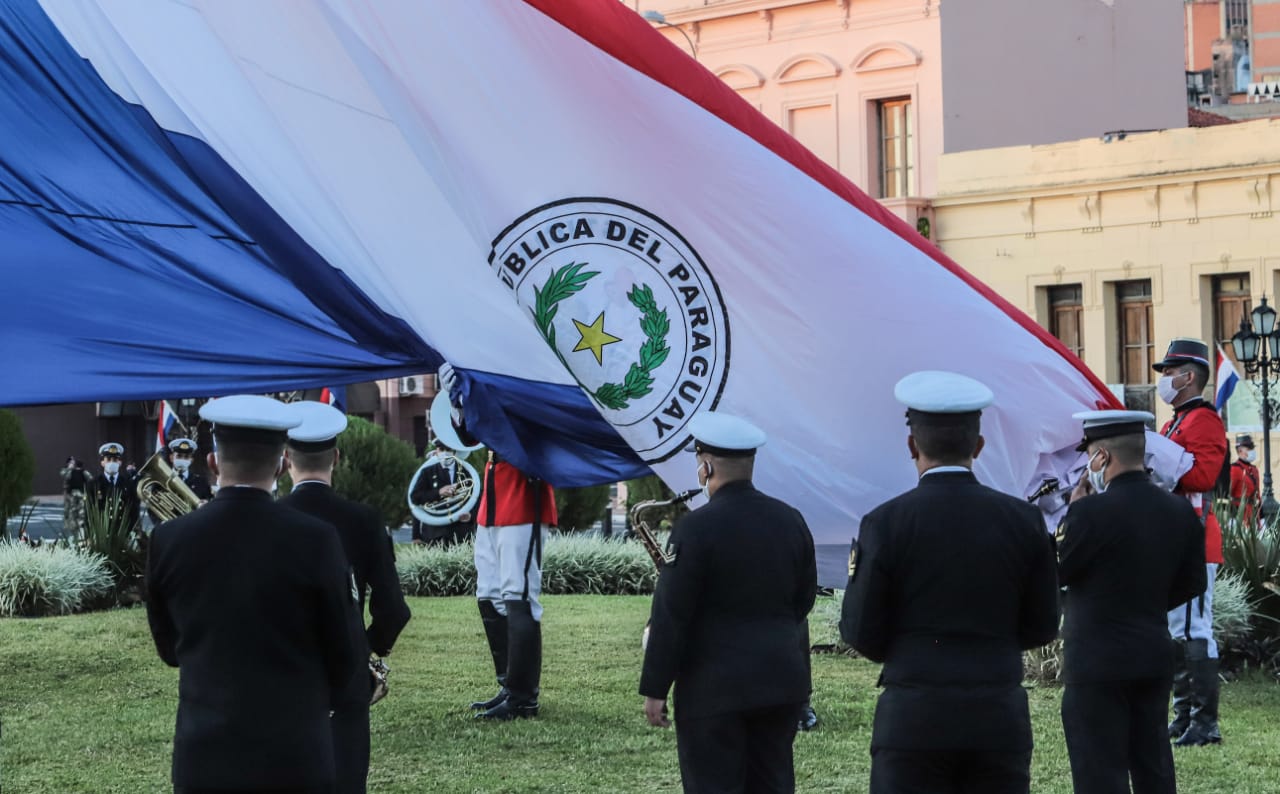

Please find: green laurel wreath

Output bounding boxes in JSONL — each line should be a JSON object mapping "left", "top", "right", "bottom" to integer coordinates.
{"left": 531, "top": 262, "right": 670, "bottom": 410}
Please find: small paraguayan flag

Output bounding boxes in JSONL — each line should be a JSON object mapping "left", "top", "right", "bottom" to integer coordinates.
{"left": 155, "top": 400, "right": 179, "bottom": 452}
{"left": 1216, "top": 343, "right": 1241, "bottom": 411}
{"left": 319, "top": 386, "right": 346, "bottom": 413}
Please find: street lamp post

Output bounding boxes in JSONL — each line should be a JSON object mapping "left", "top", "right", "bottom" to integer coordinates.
{"left": 1231, "top": 294, "right": 1280, "bottom": 519}
{"left": 641, "top": 10, "right": 697, "bottom": 59}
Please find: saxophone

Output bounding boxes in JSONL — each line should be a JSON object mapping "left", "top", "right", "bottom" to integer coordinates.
{"left": 630, "top": 489, "right": 699, "bottom": 568}
{"left": 633, "top": 489, "right": 698, "bottom": 650}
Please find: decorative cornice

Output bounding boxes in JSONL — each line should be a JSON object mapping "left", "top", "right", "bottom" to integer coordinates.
{"left": 714, "top": 63, "right": 767, "bottom": 89}
{"left": 657, "top": 0, "right": 934, "bottom": 27}
{"left": 773, "top": 52, "right": 842, "bottom": 82}
{"left": 852, "top": 40, "right": 923, "bottom": 72}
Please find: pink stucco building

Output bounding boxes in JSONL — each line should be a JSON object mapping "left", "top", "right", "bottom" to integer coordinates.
{"left": 628, "top": 0, "right": 1186, "bottom": 228}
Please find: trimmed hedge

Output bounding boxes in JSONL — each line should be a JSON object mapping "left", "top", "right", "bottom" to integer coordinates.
{"left": 0, "top": 409, "right": 35, "bottom": 524}
{"left": 0, "top": 543, "right": 114, "bottom": 617}
{"left": 397, "top": 533, "right": 658, "bottom": 596}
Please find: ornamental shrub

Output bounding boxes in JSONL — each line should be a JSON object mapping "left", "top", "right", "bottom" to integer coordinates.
{"left": 0, "top": 543, "right": 113, "bottom": 617}
{"left": 396, "top": 533, "right": 657, "bottom": 596}
{"left": 554, "top": 483, "right": 611, "bottom": 532}
{"left": 332, "top": 416, "right": 421, "bottom": 528}
{"left": 0, "top": 410, "right": 35, "bottom": 525}
{"left": 1220, "top": 510, "right": 1280, "bottom": 628}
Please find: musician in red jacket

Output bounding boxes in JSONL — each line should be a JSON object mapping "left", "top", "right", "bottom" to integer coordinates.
{"left": 1229, "top": 434, "right": 1261, "bottom": 528}
{"left": 438, "top": 363, "right": 557, "bottom": 721}
{"left": 1153, "top": 338, "right": 1228, "bottom": 747}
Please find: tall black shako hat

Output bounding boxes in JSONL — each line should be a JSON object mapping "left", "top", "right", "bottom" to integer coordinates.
{"left": 689, "top": 412, "right": 766, "bottom": 458}
{"left": 285, "top": 401, "right": 348, "bottom": 453}
{"left": 894, "top": 370, "right": 994, "bottom": 427}
{"left": 199, "top": 395, "right": 300, "bottom": 446}
{"left": 1072, "top": 410, "right": 1154, "bottom": 452}
{"left": 1152, "top": 338, "right": 1210, "bottom": 372}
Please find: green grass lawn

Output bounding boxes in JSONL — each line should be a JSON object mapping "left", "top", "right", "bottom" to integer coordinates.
{"left": 2, "top": 595, "right": 1278, "bottom": 793}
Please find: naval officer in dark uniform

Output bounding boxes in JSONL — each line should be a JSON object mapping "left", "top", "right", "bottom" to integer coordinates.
{"left": 1058, "top": 410, "right": 1206, "bottom": 794}
{"left": 145, "top": 395, "right": 362, "bottom": 794}
{"left": 92, "top": 441, "right": 141, "bottom": 530}
{"left": 281, "top": 401, "right": 412, "bottom": 794}
{"left": 168, "top": 438, "right": 213, "bottom": 501}
{"left": 640, "top": 411, "right": 817, "bottom": 794}
{"left": 840, "top": 371, "right": 1060, "bottom": 794}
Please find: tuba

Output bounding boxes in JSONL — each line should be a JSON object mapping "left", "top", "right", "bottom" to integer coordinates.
{"left": 407, "top": 389, "right": 483, "bottom": 526}
{"left": 136, "top": 452, "right": 202, "bottom": 522}
{"left": 407, "top": 453, "right": 480, "bottom": 526}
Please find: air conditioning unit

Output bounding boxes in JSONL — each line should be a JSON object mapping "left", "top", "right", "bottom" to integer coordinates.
{"left": 398, "top": 376, "right": 424, "bottom": 396}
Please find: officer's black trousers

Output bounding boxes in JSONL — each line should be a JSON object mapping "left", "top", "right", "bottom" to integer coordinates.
{"left": 675, "top": 702, "right": 801, "bottom": 794}
{"left": 331, "top": 703, "right": 371, "bottom": 794}
{"left": 1061, "top": 678, "right": 1176, "bottom": 794}
{"left": 869, "top": 747, "right": 1030, "bottom": 794}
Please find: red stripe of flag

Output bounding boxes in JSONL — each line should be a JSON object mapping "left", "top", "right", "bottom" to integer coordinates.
{"left": 521, "top": 0, "right": 1120, "bottom": 409}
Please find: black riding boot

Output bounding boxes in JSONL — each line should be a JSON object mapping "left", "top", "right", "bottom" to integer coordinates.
{"left": 470, "top": 600, "right": 509, "bottom": 710}
{"left": 1176, "top": 640, "right": 1222, "bottom": 746}
{"left": 1168, "top": 639, "right": 1192, "bottom": 740}
{"left": 478, "top": 600, "right": 541, "bottom": 720}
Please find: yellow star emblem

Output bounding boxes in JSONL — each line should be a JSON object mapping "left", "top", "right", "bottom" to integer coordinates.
{"left": 571, "top": 311, "right": 623, "bottom": 366}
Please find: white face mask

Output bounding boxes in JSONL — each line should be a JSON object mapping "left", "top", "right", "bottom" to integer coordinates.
{"left": 1087, "top": 450, "right": 1108, "bottom": 494}
{"left": 697, "top": 459, "right": 712, "bottom": 499}
{"left": 1246, "top": 450, "right": 1258, "bottom": 463}
{"left": 1157, "top": 372, "right": 1186, "bottom": 405}
{"left": 173, "top": 458, "right": 191, "bottom": 472}
{"left": 103, "top": 461, "right": 121, "bottom": 476}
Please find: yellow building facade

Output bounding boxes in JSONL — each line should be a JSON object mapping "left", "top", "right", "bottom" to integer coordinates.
{"left": 934, "top": 119, "right": 1280, "bottom": 461}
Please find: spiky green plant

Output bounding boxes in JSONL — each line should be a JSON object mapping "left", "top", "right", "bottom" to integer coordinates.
{"left": 81, "top": 492, "right": 143, "bottom": 591}
{"left": 1219, "top": 506, "right": 1280, "bottom": 629}
{"left": 9, "top": 499, "right": 39, "bottom": 544}
{"left": 1214, "top": 568, "right": 1260, "bottom": 645}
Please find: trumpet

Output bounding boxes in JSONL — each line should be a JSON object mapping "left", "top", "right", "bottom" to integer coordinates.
{"left": 136, "top": 452, "right": 202, "bottom": 522}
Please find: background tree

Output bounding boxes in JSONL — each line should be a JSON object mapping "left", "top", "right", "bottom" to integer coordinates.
{"left": 554, "top": 483, "right": 611, "bottom": 532}
{"left": 280, "top": 416, "right": 421, "bottom": 528}
{"left": 624, "top": 474, "right": 689, "bottom": 531}
{"left": 0, "top": 409, "right": 35, "bottom": 528}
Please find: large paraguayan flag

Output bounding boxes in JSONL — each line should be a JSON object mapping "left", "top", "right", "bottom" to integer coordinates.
{"left": 1, "top": 1, "right": 1118, "bottom": 567}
